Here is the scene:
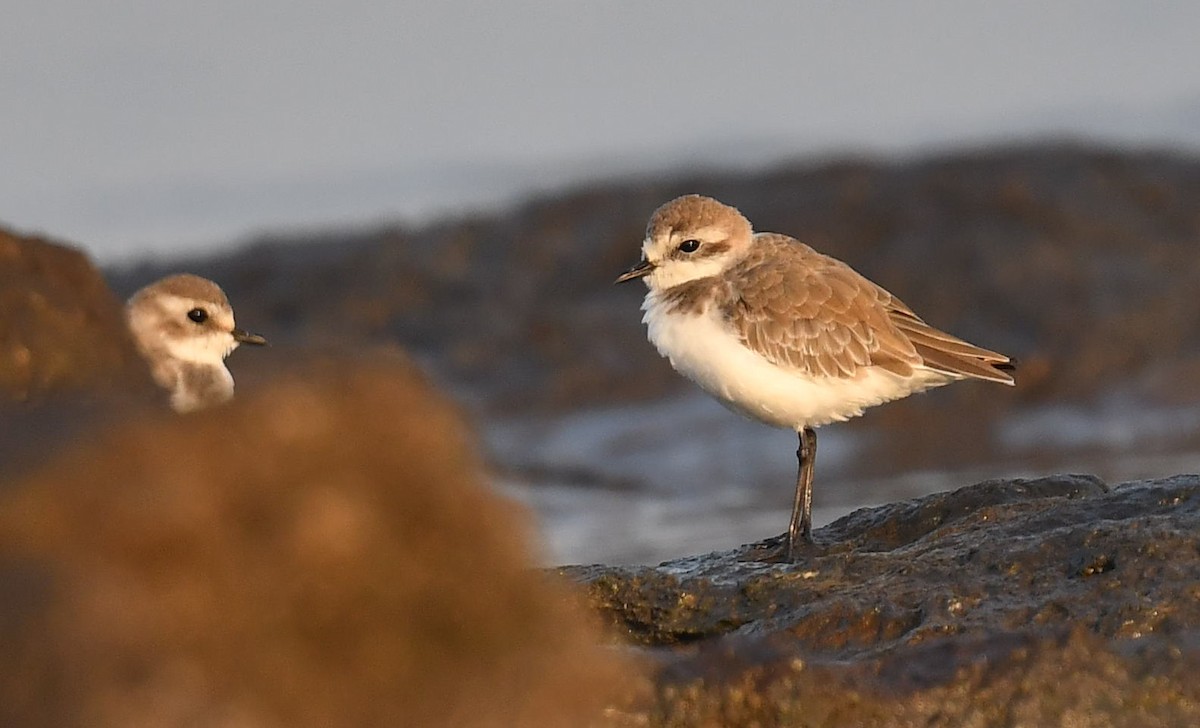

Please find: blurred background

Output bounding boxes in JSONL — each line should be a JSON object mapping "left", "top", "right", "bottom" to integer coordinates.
{"left": 5, "top": 1, "right": 1200, "bottom": 564}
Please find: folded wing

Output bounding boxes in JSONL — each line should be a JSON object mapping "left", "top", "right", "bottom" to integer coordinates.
{"left": 721, "top": 234, "right": 1014, "bottom": 385}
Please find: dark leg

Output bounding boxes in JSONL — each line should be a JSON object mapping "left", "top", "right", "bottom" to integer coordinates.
{"left": 786, "top": 426, "right": 817, "bottom": 561}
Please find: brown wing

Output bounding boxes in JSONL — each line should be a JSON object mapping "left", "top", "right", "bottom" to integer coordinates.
{"left": 720, "top": 234, "right": 922, "bottom": 379}
{"left": 721, "top": 234, "right": 1014, "bottom": 384}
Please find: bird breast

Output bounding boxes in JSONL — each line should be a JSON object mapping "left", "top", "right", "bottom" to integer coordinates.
{"left": 641, "top": 291, "right": 951, "bottom": 429}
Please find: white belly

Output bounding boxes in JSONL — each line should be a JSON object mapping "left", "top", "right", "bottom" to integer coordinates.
{"left": 642, "top": 293, "right": 953, "bottom": 429}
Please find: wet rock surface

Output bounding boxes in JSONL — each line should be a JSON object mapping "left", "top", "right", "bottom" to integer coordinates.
{"left": 566, "top": 474, "right": 1200, "bottom": 725}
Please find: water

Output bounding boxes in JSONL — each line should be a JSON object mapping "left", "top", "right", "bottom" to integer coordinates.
{"left": 487, "top": 394, "right": 1200, "bottom": 565}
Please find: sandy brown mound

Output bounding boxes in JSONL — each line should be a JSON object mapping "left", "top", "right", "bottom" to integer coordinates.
{"left": 0, "top": 354, "right": 635, "bottom": 728}
{"left": 0, "top": 228, "right": 147, "bottom": 403}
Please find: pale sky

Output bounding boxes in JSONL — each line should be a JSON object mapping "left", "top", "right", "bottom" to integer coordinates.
{"left": 3, "top": 1, "right": 1199, "bottom": 261}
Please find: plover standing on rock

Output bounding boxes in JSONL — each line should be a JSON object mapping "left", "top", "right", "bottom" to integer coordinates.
{"left": 126, "top": 274, "right": 266, "bottom": 413}
{"left": 617, "top": 195, "right": 1014, "bottom": 561}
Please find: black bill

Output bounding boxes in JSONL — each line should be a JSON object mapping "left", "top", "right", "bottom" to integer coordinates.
{"left": 231, "top": 328, "right": 268, "bottom": 346}
{"left": 615, "top": 258, "right": 655, "bottom": 284}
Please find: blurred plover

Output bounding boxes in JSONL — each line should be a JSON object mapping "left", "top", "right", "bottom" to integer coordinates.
{"left": 126, "top": 274, "right": 267, "bottom": 413}
{"left": 616, "top": 195, "right": 1014, "bottom": 561}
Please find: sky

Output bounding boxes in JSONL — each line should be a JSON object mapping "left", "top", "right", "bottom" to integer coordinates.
{"left": 3, "top": 1, "right": 1200, "bottom": 262}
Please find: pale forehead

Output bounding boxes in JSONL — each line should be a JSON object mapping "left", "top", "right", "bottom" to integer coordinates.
{"left": 647, "top": 195, "right": 749, "bottom": 237}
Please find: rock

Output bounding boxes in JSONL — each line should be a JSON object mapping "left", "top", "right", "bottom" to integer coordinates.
{"left": 0, "top": 227, "right": 147, "bottom": 403}
{"left": 0, "top": 228, "right": 160, "bottom": 479}
{"left": 564, "top": 474, "right": 1200, "bottom": 725}
{"left": 0, "top": 355, "right": 638, "bottom": 728}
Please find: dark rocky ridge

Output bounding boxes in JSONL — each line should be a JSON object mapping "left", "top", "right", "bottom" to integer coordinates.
{"left": 106, "top": 143, "right": 1200, "bottom": 473}
{"left": 568, "top": 474, "right": 1200, "bottom": 725}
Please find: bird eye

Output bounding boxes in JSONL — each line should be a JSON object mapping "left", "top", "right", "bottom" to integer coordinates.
{"left": 187, "top": 308, "right": 208, "bottom": 323}
{"left": 679, "top": 239, "right": 700, "bottom": 253}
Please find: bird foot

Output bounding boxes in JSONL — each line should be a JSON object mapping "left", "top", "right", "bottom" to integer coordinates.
{"left": 740, "top": 533, "right": 821, "bottom": 564}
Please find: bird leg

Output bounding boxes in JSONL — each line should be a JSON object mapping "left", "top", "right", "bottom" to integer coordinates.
{"left": 786, "top": 426, "right": 817, "bottom": 561}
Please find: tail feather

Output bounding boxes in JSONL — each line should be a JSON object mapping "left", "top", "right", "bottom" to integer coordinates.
{"left": 918, "top": 346, "right": 1016, "bottom": 384}
{"left": 890, "top": 311, "right": 1015, "bottom": 385}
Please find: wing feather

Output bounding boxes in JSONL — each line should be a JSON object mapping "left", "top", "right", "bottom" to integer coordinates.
{"left": 721, "top": 234, "right": 921, "bottom": 378}
{"left": 720, "top": 234, "right": 1013, "bottom": 385}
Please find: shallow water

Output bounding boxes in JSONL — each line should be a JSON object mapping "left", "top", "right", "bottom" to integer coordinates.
{"left": 486, "top": 394, "right": 1200, "bottom": 565}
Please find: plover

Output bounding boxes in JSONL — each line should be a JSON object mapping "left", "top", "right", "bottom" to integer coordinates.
{"left": 126, "top": 274, "right": 266, "bottom": 413}
{"left": 616, "top": 195, "right": 1014, "bottom": 561}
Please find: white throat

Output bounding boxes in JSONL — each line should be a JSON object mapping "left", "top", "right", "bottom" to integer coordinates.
{"left": 646, "top": 256, "right": 729, "bottom": 290}
{"left": 165, "top": 333, "right": 239, "bottom": 366}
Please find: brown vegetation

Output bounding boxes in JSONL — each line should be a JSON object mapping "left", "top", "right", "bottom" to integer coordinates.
{"left": 0, "top": 228, "right": 148, "bottom": 404}
{"left": 0, "top": 354, "right": 637, "bottom": 727}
